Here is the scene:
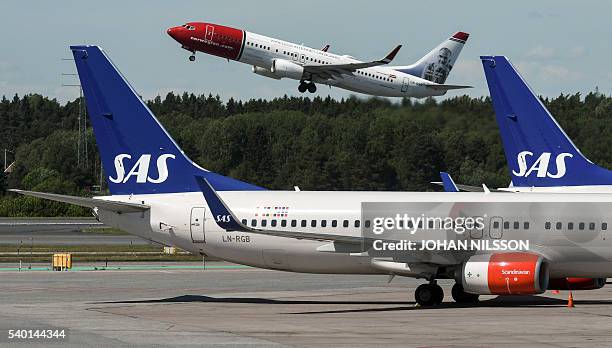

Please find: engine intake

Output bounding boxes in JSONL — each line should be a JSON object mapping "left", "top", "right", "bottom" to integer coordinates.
{"left": 270, "top": 59, "right": 304, "bottom": 80}
{"left": 460, "top": 252, "right": 549, "bottom": 295}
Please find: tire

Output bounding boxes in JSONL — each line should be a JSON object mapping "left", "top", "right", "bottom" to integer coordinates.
{"left": 415, "top": 284, "right": 437, "bottom": 306}
{"left": 189, "top": 55, "right": 195, "bottom": 62}
{"left": 451, "top": 283, "right": 479, "bottom": 304}
{"left": 307, "top": 83, "right": 317, "bottom": 93}
{"left": 298, "top": 84, "right": 307, "bottom": 93}
{"left": 433, "top": 284, "right": 444, "bottom": 305}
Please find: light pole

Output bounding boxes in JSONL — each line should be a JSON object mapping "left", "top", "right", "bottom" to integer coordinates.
{"left": 3, "top": 149, "right": 13, "bottom": 171}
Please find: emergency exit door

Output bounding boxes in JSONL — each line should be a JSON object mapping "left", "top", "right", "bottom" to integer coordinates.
{"left": 190, "top": 207, "right": 206, "bottom": 243}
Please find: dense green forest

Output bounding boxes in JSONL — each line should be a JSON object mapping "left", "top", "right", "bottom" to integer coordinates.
{"left": 1, "top": 91, "right": 612, "bottom": 216}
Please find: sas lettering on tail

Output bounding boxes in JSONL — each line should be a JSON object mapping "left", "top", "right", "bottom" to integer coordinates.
{"left": 109, "top": 154, "right": 175, "bottom": 184}
{"left": 513, "top": 151, "right": 573, "bottom": 179}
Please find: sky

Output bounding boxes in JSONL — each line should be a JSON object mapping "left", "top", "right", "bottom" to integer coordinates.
{"left": 1, "top": 0, "right": 611, "bottom": 104}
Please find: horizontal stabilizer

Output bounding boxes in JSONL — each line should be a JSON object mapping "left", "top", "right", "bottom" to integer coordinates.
{"left": 425, "top": 84, "right": 472, "bottom": 91}
{"left": 9, "top": 189, "right": 149, "bottom": 213}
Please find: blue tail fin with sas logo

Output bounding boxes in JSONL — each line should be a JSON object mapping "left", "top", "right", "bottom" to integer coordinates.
{"left": 481, "top": 55, "right": 612, "bottom": 187}
{"left": 70, "top": 45, "right": 264, "bottom": 195}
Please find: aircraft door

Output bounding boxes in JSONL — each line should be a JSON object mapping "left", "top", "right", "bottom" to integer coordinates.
{"left": 205, "top": 25, "right": 214, "bottom": 41}
{"left": 489, "top": 216, "right": 503, "bottom": 239}
{"left": 401, "top": 78, "right": 409, "bottom": 92}
{"left": 190, "top": 207, "right": 206, "bottom": 243}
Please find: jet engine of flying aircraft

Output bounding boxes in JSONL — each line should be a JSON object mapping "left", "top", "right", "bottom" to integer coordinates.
{"left": 11, "top": 46, "right": 609, "bottom": 306}
{"left": 166, "top": 22, "right": 471, "bottom": 98}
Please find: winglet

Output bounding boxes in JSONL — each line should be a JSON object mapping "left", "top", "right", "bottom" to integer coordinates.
{"left": 381, "top": 45, "right": 402, "bottom": 64}
{"left": 194, "top": 176, "right": 248, "bottom": 232}
{"left": 440, "top": 172, "right": 459, "bottom": 192}
{"left": 321, "top": 44, "right": 330, "bottom": 52}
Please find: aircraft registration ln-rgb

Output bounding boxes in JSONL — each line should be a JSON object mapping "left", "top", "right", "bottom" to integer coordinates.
{"left": 10, "top": 46, "right": 610, "bottom": 306}
{"left": 166, "top": 22, "right": 471, "bottom": 98}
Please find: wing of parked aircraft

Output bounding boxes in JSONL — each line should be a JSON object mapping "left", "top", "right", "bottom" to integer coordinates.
{"left": 195, "top": 176, "right": 367, "bottom": 245}
{"left": 304, "top": 45, "right": 402, "bottom": 80}
{"left": 9, "top": 189, "right": 150, "bottom": 213}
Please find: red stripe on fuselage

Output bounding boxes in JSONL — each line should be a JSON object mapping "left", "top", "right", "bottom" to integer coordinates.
{"left": 183, "top": 22, "right": 244, "bottom": 61}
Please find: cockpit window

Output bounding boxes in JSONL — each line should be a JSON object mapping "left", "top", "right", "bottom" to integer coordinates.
{"left": 187, "top": 25, "right": 195, "bottom": 30}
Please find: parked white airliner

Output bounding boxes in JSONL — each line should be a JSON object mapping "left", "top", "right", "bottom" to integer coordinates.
{"left": 12, "top": 46, "right": 610, "bottom": 306}
{"left": 166, "top": 22, "right": 470, "bottom": 98}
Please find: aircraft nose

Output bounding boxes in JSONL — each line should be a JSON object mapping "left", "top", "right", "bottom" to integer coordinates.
{"left": 166, "top": 26, "right": 180, "bottom": 40}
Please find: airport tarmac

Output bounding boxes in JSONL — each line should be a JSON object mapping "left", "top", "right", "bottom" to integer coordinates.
{"left": 1, "top": 262, "right": 612, "bottom": 347}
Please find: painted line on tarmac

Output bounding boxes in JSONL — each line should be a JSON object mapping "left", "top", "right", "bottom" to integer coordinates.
{"left": 0, "top": 264, "right": 251, "bottom": 272}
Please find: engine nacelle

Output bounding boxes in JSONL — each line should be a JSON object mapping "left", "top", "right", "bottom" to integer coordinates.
{"left": 548, "top": 277, "right": 606, "bottom": 290}
{"left": 460, "top": 252, "right": 549, "bottom": 295}
{"left": 270, "top": 59, "right": 304, "bottom": 80}
{"left": 252, "top": 66, "right": 281, "bottom": 80}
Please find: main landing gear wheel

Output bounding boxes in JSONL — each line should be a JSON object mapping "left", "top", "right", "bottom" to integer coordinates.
{"left": 298, "top": 81, "right": 317, "bottom": 93}
{"left": 189, "top": 55, "right": 196, "bottom": 62}
{"left": 415, "top": 283, "right": 444, "bottom": 306}
{"left": 451, "top": 283, "right": 480, "bottom": 304}
{"left": 298, "top": 82, "right": 307, "bottom": 93}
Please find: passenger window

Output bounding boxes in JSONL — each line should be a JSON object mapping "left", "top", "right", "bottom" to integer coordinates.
{"left": 242, "top": 219, "right": 247, "bottom": 225}
{"left": 513, "top": 221, "right": 519, "bottom": 229}
{"left": 428, "top": 220, "right": 434, "bottom": 229}
{"left": 568, "top": 222, "right": 574, "bottom": 230}
{"left": 251, "top": 219, "right": 257, "bottom": 227}
{"left": 556, "top": 222, "right": 562, "bottom": 230}
{"left": 343, "top": 220, "right": 349, "bottom": 228}
{"left": 321, "top": 220, "right": 327, "bottom": 227}
{"left": 281, "top": 220, "right": 287, "bottom": 227}
{"left": 407, "top": 220, "right": 414, "bottom": 228}
{"left": 589, "top": 222, "right": 595, "bottom": 230}
{"left": 332, "top": 220, "right": 337, "bottom": 227}
{"left": 311, "top": 220, "right": 317, "bottom": 227}
{"left": 545, "top": 222, "right": 551, "bottom": 230}
{"left": 291, "top": 220, "right": 297, "bottom": 227}
{"left": 365, "top": 220, "right": 371, "bottom": 228}
{"left": 301, "top": 220, "right": 307, "bottom": 227}
{"left": 261, "top": 220, "right": 267, "bottom": 227}
{"left": 503, "top": 221, "right": 509, "bottom": 230}
{"left": 603, "top": 222, "right": 608, "bottom": 230}
{"left": 271, "top": 220, "right": 277, "bottom": 227}
{"left": 354, "top": 220, "right": 360, "bottom": 228}
{"left": 579, "top": 222, "right": 585, "bottom": 230}
{"left": 524, "top": 222, "right": 530, "bottom": 230}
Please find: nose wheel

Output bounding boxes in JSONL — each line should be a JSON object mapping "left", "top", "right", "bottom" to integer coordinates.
{"left": 414, "top": 282, "right": 444, "bottom": 306}
{"left": 189, "top": 54, "right": 196, "bottom": 62}
{"left": 298, "top": 81, "right": 317, "bottom": 93}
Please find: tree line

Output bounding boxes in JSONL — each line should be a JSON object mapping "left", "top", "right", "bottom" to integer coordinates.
{"left": 1, "top": 91, "right": 612, "bottom": 216}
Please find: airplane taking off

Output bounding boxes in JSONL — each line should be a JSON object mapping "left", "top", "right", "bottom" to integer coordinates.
{"left": 12, "top": 46, "right": 611, "bottom": 306}
{"left": 166, "top": 22, "right": 471, "bottom": 98}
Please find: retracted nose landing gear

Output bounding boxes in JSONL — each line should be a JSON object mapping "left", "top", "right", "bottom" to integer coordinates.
{"left": 298, "top": 81, "right": 317, "bottom": 93}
